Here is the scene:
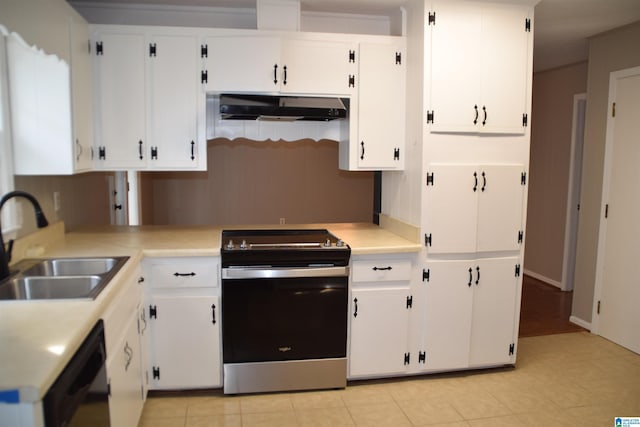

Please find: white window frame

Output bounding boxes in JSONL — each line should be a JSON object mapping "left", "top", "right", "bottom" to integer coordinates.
{"left": 0, "top": 26, "right": 18, "bottom": 239}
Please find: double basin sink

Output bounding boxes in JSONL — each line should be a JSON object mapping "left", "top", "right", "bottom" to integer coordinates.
{"left": 0, "top": 256, "right": 129, "bottom": 301}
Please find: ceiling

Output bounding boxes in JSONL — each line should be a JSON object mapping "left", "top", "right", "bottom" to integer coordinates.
{"left": 70, "top": 0, "right": 640, "bottom": 72}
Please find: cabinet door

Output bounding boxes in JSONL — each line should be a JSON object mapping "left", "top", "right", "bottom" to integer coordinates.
{"left": 280, "top": 39, "right": 355, "bottom": 95}
{"left": 479, "top": 3, "right": 531, "bottom": 134}
{"left": 148, "top": 293, "right": 221, "bottom": 389}
{"left": 147, "top": 33, "right": 202, "bottom": 169}
{"left": 108, "top": 312, "right": 144, "bottom": 427}
{"left": 205, "top": 35, "right": 280, "bottom": 93}
{"left": 428, "top": 1, "right": 482, "bottom": 133}
{"left": 69, "top": 14, "right": 94, "bottom": 172}
{"left": 349, "top": 287, "right": 410, "bottom": 377}
{"left": 424, "top": 164, "right": 479, "bottom": 254}
{"left": 476, "top": 165, "right": 525, "bottom": 252}
{"left": 93, "top": 31, "right": 146, "bottom": 169}
{"left": 357, "top": 42, "right": 406, "bottom": 169}
{"left": 422, "top": 260, "right": 473, "bottom": 371}
{"left": 469, "top": 257, "right": 519, "bottom": 366}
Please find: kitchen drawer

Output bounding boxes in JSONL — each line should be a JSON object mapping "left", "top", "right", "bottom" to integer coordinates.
{"left": 145, "top": 257, "right": 218, "bottom": 289}
{"left": 352, "top": 259, "right": 412, "bottom": 283}
{"left": 103, "top": 265, "right": 143, "bottom": 352}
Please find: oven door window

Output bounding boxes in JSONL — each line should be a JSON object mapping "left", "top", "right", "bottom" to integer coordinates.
{"left": 222, "top": 277, "right": 347, "bottom": 363}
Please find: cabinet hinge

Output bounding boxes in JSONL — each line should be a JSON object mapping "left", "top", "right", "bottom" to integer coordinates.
{"left": 406, "top": 295, "right": 413, "bottom": 309}
{"left": 393, "top": 148, "right": 400, "bottom": 161}
{"left": 525, "top": 18, "right": 531, "bottom": 32}
{"left": 152, "top": 366, "right": 160, "bottom": 380}
{"left": 518, "top": 230, "right": 524, "bottom": 244}
{"left": 521, "top": 172, "right": 527, "bottom": 185}
{"left": 98, "top": 146, "right": 106, "bottom": 160}
{"left": 395, "top": 52, "right": 402, "bottom": 65}
{"left": 96, "top": 41, "right": 104, "bottom": 56}
{"left": 428, "top": 11, "right": 436, "bottom": 25}
{"left": 404, "top": 352, "right": 410, "bottom": 365}
{"left": 515, "top": 264, "right": 521, "bottom": 277}
{"left": 349, "top": 50, "right": 356, "bottom": 63}
{"left": 597, "top": 300, "right": 601, "bottom": 314}
{"left": 107, "top": 379, "right": 111, "bottom": 397}
{"left": 424, "top": 233, "right": 432, "bottom": 247}
{"left": 201, "top": 70, "right": 208, "bottom": 84}
{"left": 605, "top": 204, "right": 609, "bottom": 218}
{"left": 149, "top": 305, "right": 157, "bottom": 319}
{"left": 201, "top": 44, "right": 208, "bottom": 58}
{"left": 509, "top": 343, "right": 515, "bottom": 355}
{"left": 348, "top": 75, "right": 355, "bottom": 88}
{"left": 426, "top": 172, "right": 434, "bottom": 186}
{"left": 426, "top": 110, "right": 435, "bottom": 124}
{"left": 612, "top": 102, "right": 616, "bottom": 117}
{"left": 149, "top": 43, "right": 157, "bottom": 57}
{"left": 422, "top": 268, "right": 430, "bottom": 282}
{"left": 522, "top": 113, "right": 529, "bottom": 127}
{"left": 151, "top": 146, "right": 158, "bottom": 160}
{"left": 418, "top": 351, "right": 426, "bottom": 364}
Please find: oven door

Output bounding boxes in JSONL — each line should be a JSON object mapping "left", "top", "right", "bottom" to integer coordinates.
{"left": 222, "top": 268, "right": 348, "bottom": 364}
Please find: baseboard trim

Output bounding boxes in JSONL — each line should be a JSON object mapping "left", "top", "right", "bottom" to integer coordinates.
{"left": 569, "top": 316, "right": 591, "bottom": 332}
{"left": 524, "top": 269, "right": 562, "bottom": 289}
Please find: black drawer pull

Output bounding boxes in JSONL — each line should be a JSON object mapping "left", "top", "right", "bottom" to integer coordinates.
{"left": 372, "top": 266, "right": 392, "bottom": 271}
{"left": 174, "top": 272, "right": 196, "bottom": 277}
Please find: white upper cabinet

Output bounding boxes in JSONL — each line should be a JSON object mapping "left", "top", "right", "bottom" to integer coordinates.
{"left": 92, "top": 26, "right": 206, "bottom": 171}
{"left": 424, "top": 164, "right": 526, "bottom": 254}
{"left": 427, "top": 1, "right": 531, "bottom": 134}
{"left": 339, "top": 39, "right": 406, "bottom": 171}
{"left": 204, "top": 34, "right": 356, "bottom": 96}
{"left": 93, "top": 30, "right": 146, "bottom": 169}
{"left": 147, "top": 32, "right": 204, "bottom": 169}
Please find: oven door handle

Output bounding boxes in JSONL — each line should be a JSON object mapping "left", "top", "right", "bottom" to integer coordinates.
{"left": 222, "top": 266, "right": 349, "bottom": 279}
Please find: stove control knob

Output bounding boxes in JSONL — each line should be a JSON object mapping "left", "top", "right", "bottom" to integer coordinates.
{"left": 240, "top": 240, "right": 248, "bottom": 250}
{"left": 324, "top": 239, "right": 332, "bottom": 247}
{"left": 226, "top": 240, "right": 234, "bottom": 250}
{"left": 336, "top": 239, "right": 345, "bottom": 247}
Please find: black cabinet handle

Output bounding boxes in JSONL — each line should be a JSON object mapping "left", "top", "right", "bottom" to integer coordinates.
{"left": 353, "top": 297, "right": 358, "bottom": 318}
{"left": 372, "top": 266, "right": 392, "bottom": 271}
{"left": 481, "top": 171, "right": 487, "bottom": 192}
{"left": 473, "top": 105, "right": 479, "bottom": 125}
{"left": 190, "top": 141, "right": 195, "bottom": 161}
{"left": 273, "top": 64, "right": 278, "bottom": 84}
{"left": 138, "top": 140, "right": 143, "bottom": 160}
{"left": 174, "top": 272, "right": 196, "bottom": 277}
{"left": 476, "top": 266, "right": 481, "bottom": 285}
{"left": 482, "top": 105, "right": 487, "bottom": 126}
{"left": 473, "top": 172, "right": 478, "bottom": 192}
{"left": 138, "top": 277, "right": 144, "bottom": 284}
{"left": 360, "top": 141, "right": 365, "bottom": 160}
{"left": 211, "top": 304, "right": 216, "bottom": 324}
{"left": 124, "top": 341, "right": 133, "bottom": 371}
{"left": 468, "top": 268, "right": 473, "bottom": 287}
{"left": 283, "top": 65, "right": 287, "bottom": 85}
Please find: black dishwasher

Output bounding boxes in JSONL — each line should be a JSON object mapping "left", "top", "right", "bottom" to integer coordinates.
{"left": 43, "top": 320, "right": 110, "bottom": 426}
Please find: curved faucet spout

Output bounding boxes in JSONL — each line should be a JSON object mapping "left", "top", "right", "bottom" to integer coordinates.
{"left": 0, "top": 191, "right": 49, "bottom": 281}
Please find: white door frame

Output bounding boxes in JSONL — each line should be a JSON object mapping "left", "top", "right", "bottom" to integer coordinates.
{"left": 591, "top": 65, "right": 640, "bottom": 334}
{"left": 560, "top": 93, "right": 586, "bottom": 291}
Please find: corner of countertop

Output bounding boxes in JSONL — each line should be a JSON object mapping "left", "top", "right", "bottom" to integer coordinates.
{"left": 379, "top": 214, "right": 420, "bottom": 243}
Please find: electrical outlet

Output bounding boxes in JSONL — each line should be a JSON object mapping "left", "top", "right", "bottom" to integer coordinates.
{"left": 53, "top": 192, "right": 61, "bottom": 212}
{"left": 279, "top": 217, "right": 286, "bottom": 225}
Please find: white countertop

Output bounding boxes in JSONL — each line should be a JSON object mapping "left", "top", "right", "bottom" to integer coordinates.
{"left": 0, "top": 222, "right": 420, "bottom": 404}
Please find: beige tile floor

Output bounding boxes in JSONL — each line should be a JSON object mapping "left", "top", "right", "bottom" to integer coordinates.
{"left": 139, "top": 332, "right": 640, "bottom": 427}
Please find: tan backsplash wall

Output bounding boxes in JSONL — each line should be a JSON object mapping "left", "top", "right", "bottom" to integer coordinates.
{"left": 140, "top": 138, "right": 374, "bottom": 225}
{"left": 13, "top": 172, "right": 113, "bottom": 236}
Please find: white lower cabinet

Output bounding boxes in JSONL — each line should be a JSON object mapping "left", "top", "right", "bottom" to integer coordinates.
{"left": 421, "top": 257, "right": 520, "bottom": 372}
{"left": 144, "top": 257, "right": 221, "bottom": 390}
{"left": 348, "top": 255, "right": 413, "bottom": 379}
{"left": 102, "top": 265, "right": 146, "bottom": 427}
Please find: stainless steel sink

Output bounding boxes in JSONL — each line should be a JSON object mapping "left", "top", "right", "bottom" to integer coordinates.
{"left": 0, "top": 256, "right": 129, "bottom": 301}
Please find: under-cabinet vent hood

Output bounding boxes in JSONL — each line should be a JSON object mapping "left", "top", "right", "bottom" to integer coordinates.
{"left": 219, "top": 94, "right": 348, "bottom": 121}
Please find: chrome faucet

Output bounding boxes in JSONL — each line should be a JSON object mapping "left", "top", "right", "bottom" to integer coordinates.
{"left": 0, "top": 191, "right": 49, "bottom": 281}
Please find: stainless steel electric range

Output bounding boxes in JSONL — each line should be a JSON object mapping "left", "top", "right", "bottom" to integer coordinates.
{"left": 220, "top": 229, "right": 350, "bottom": 394}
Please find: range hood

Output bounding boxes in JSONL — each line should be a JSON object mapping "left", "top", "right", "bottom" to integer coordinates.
{"left": 219, "top": 94, "right": 347, "bottom": 121}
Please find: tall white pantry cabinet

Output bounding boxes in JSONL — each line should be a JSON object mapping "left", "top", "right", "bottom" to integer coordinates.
{"left": 381, "top": 0, "right": 535, "bottom": 375}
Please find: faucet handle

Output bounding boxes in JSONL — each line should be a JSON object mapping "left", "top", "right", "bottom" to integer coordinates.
{"left": 5, "top": 239, "right": 14, "bottom": 263}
